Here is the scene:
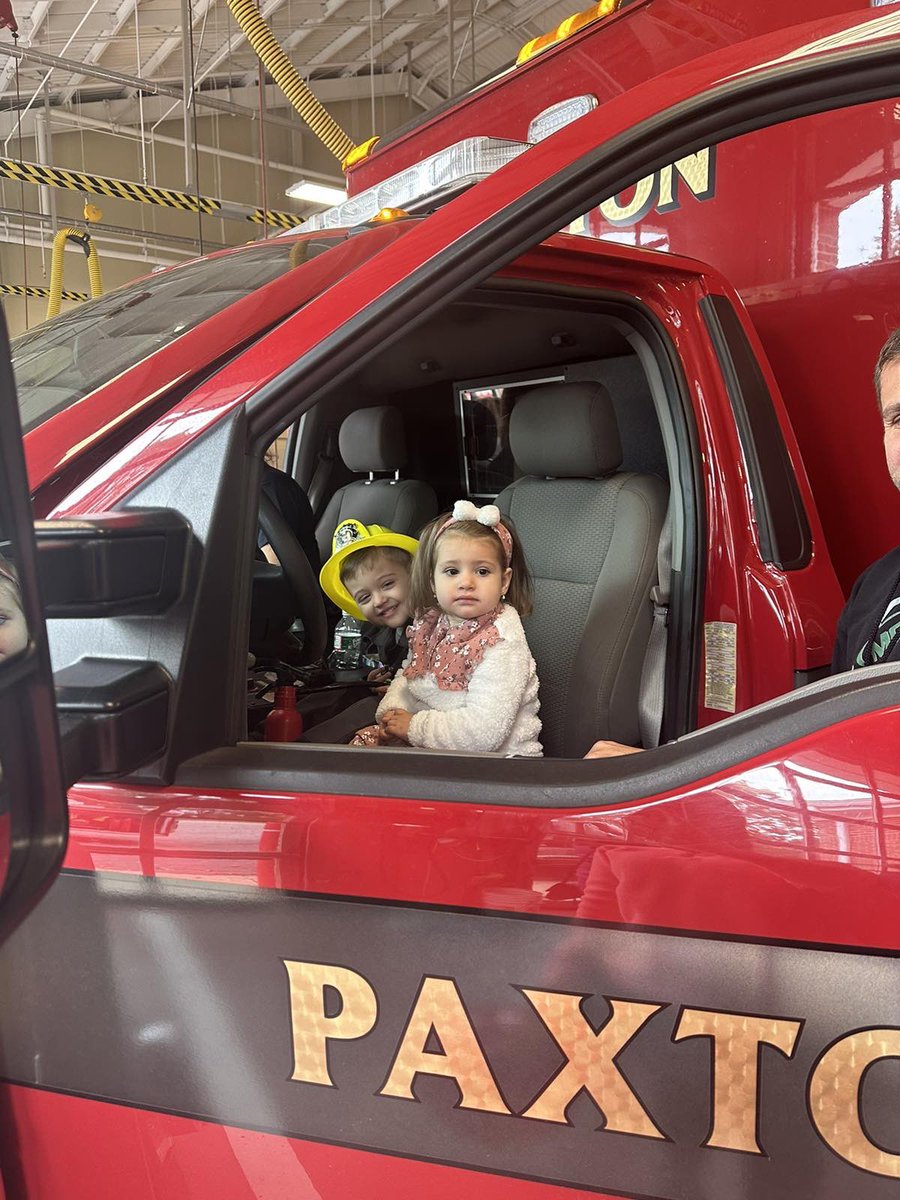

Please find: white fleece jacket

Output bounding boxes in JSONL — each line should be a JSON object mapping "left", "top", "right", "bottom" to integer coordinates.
{"left": 376, "top": 605, "right": 542, "bottom": 757}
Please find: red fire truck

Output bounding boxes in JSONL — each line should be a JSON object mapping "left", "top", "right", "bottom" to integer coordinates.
{"left": 0, "top": 9, "right": 899, "bottom": 1200}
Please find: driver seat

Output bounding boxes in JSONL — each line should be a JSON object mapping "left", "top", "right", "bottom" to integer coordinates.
{"left": 315, "top": 406, "right": 438, "bottom": 562}
{"left": 496, "top": 382, "right": 668, "bottom": 758}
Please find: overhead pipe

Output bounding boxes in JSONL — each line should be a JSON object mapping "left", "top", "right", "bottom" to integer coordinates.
{"left": 43, "top": 107, "right": 336, "bottom": 183}
{"left": 180, "top": 0, "right": 197, "bottom": 193}
{"left": 0, "top": 42, "right": 311, "bottom": 135}
{"left": 0, "top": 213, "right": 194, "bottom": 265}
{"left": 223, "top": 0, "right": 356, "bottom": 162}
{"left": 46, "top": 228, "right": 103, "bottom": 319}
{"left": 0, "top": 203, "right": 224, "bottom": 252}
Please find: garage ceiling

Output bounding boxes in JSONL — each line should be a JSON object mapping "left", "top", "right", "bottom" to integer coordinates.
{"left": 0, "top": 0, "right": 579, "bottom": 151}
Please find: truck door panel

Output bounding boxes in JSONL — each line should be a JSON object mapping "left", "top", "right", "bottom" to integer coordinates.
{"left": 4, "top": 669, "right": 900, "bottom": 1199}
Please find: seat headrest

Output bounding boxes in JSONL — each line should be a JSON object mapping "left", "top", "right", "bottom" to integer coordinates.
{"left": 339, "top": 406, "right": 407, "bottom": 473}
{"left": 509, "top": 382, "right": 622, "bottom": 477}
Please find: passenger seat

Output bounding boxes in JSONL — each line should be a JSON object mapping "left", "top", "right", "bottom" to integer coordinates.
{"left": 496, "top": 382, "right": 668, "bottom": 757}
{"left": 315, "top": 406, "right": 438, "bottom": 562}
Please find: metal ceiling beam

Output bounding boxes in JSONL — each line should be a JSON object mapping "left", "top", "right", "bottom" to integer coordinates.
{"left": 138, "top": 0, "right": 217, "bottom": 84}
{"left": 0, "top": 74, "right": 404, "bottom": 175}
{"left": 0, "top": 0, "right": 52, "bottom": 95}
{"left": 56, "top": 0, "right": 142, "bottom": 106}
{"left": 0, "top": 42, "right": 355, "bottom": 135}
{"left": 158, "top": 0, "right": 300, "bottom": 91}
{"left": 0, "top": 201, "right": 220, "bottom": 251}
{"left": 0, "top": 213, "right": 195, "bottom": 263}
{"left": 380, "top": 0, "right": 551, "bottom": 88}
{"left": 22, "top": 104, "right": 338, "bottom": 187}
{"left": 270, "top": 0, "right": 419, "bottom": 127}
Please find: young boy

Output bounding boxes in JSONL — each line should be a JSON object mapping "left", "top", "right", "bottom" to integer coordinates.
{"left": 308, "top": 521, "right": 417, "bottom": 741}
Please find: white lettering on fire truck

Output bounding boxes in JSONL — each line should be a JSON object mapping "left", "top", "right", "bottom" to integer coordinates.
{"left": 284, "top": 959, "right": 900, "bottom": 1179}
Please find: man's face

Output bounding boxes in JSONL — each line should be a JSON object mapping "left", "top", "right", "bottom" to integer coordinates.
{"left": 881, "top": 359, "right": 900, "bottom": 491}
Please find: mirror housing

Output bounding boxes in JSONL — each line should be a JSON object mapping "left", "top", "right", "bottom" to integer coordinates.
{"left": 56, "top": 658, "right": 171, "bottom": 783}
{"left": 35, "top": 509, "right": 191, "bottom": 617}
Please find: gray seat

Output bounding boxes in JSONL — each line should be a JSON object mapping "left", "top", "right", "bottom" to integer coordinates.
{"left": 315, "top": 406, "right": 438, "bottom": 562}
{"left": 497, "top": 382, "right": 668, "bottom": 758}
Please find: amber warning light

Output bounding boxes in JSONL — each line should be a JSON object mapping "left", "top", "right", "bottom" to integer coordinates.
{"left": 517, "top": 0, "right": 622, "bottom": 65}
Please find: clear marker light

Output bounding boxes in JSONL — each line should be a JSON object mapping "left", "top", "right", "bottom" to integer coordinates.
{"left": 527, "top": 95, "right": 598, "bottom": 142}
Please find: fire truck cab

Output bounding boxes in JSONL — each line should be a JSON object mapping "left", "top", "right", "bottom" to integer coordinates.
{"left": 0, "top": 10, "right": 899, "bottom": 1200}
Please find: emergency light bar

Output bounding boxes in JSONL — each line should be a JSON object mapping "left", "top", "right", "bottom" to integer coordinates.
{"left": 293, "top": 96, "right": 598, "bottom": 234}
{"left": 298, "top": 137, "right": 527, "bottom": 233}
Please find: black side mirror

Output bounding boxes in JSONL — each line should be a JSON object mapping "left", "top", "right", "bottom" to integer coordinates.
{"left": 32, "top": 510, "right": 193, "bottom": 782}
{"left": 35, "top": 509, "right": 191, "bottom": 617}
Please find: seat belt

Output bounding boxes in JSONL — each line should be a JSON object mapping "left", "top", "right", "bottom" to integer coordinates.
{"left": 638, "top": 507, "right": 672, "bottom": 749}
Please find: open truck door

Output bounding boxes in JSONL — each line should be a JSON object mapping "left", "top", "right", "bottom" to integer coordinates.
{"left": 0, "top": 300, "right": 197, "bottom": 947}
{"left": 0, "top": 311, "right": 68, "bottom": 948}
{"left": 2, "top": 10, "right": 900, "bottom": 1200}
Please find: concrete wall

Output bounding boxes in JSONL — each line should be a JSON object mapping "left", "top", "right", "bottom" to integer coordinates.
{"left": 0, "top": 92, "right": 418, "bottom": 336}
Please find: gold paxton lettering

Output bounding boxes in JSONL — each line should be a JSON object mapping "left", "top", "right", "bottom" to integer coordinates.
{"left": 283, "top": 960, "right": 900, "bottom": 1180}
{"left": 597, "top": 146, "right": 717, "bottom": 227}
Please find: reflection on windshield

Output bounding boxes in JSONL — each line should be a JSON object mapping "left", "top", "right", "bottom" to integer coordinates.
{"left": 13, "top": 236, "right": 338, "bottom": 435}
{"left": 0, "top": 558, "right": 27, "bottom": 661}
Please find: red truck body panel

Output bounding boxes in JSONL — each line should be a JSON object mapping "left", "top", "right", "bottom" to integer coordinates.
{"left": 4, "top": 691, "right": 900, "bottom": 1199}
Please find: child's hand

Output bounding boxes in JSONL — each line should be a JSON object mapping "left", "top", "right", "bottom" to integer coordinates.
{"left": 380, "top": 707, "right": 413, "bottom": 742}
{"left": 584, "top": 740, "right": 644, "bottom": 759}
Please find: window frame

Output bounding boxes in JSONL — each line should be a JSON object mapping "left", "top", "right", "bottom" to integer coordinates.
{"left": 701, "top": 293, "right": 812, "bottom": 571}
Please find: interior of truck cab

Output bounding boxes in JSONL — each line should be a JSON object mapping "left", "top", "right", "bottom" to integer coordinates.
{"left": 250, "top": 280, "right": 695, "bottom": 759}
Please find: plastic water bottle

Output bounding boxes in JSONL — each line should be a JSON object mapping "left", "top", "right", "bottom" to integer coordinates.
{"left": 332, "top": 613, "right": 362, "bottom": 669}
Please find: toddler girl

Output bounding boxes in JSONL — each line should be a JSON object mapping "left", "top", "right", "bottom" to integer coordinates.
{"left": 364, "top": 500, "right": 542, "bottom": 756}
{"left": 0, "top": 559, "right": 27, "bottom": 661}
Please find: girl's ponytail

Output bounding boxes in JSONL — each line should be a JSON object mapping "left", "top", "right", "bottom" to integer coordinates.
{"left": 502, "top": 515, "right": 533, "bottom": 617}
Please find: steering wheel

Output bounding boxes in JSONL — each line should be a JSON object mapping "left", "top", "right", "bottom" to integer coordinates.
{"left": 258, "top": 492, "right": 328, "bottom": 665}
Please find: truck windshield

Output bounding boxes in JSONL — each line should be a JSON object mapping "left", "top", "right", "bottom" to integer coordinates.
{"left": 12, "top": 236, "right": 336, "bottom": 435}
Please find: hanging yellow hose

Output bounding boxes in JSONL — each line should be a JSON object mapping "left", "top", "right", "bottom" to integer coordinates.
{"left": 224, "top": 0, "right": 357, "bottom": 163}
{"left": 46, "top": 227, "right": 103, "bottom": 319}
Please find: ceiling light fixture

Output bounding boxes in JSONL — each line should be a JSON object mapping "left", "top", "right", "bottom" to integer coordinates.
{"left": 285, "top": 179, "right": 347, "bottom": 206}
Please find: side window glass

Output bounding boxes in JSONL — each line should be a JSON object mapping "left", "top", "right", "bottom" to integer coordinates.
{"left": 701, "top": 294, "right": 811, "bottom": 570}
{"left": 265, "top": 434, "right": 290, "bottom": 472}
{"left": 458, "top": 376, "right": 562, "bottom": 498}
{"left": 456, "top": 356, "right": 670, "bottom": 500}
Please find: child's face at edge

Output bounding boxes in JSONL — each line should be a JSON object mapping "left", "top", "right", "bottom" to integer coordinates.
{"left": 432, "top": 533, "right": 512, "bottom": 621}
{"left": 347, "top": 555, "right": 412, "bottom": 628}
{"left": 0, "top": 581, "right": 27, "bottom": 660}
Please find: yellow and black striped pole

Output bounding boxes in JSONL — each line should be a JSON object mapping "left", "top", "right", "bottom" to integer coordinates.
{"left": 0, "top": 157, "right": 300, "bottom": 230}
{"left": 0, "top": 283, "right": 87, "bottom": 300}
